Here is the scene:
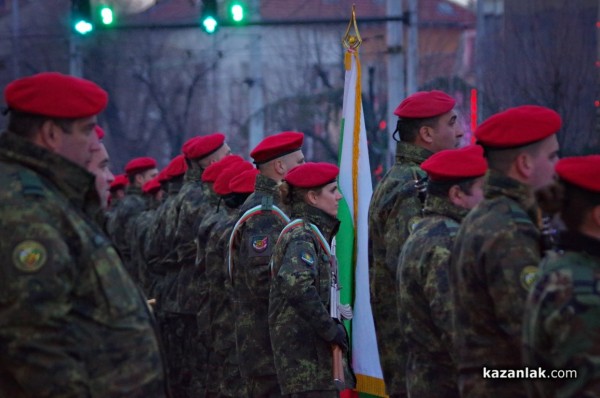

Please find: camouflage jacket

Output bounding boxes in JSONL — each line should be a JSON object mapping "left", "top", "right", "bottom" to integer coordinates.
{"left": 269, "top": 202, "right": 354, "bottom": 394}
{"left": 229, "top": 173, "right": 289, "bottom": 378}
{"left": 397, "top": 194, "right": 465, "bottom": 398}
{"left": 367, "top": 141, "right": 431, "bottom": 396}
{"left": 130, "top": 207, "right": 158, "bottom": 295}
{"left": 449, "top": 170, "right": 541, "bottom": 397}
{"left": 176, "top": 205, "right": 221, "bottom": 317}
{"left": 204, "top": 207, "right": 241, "bottom": 395}
{"left": 144, "top": 178, "right": 183, "bottom": 303}
{"left": 159, "top": 166, "right": 205, "bottom": 314}
{"left": 523, "top": 232, "right": 600, "bottom": 398}
{"left": 0, "top": 132, "right": 167, "bottom": 398}
{"left": 106, "top": 184, "right": 148, "bottom": 276}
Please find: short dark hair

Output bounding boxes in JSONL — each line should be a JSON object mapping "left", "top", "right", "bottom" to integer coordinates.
{"left": 279, "top": 181, "right": 325, "bottom": 206}
{"left": 427, "top": 177, "right": 480, "bottom": 198}
{"left": 560, "top": 181, "right": 600, "bottom": 231}
{"left": 8, "top": 110, "right": 75, "bottom": 139}
{"left": 394, "top": 115, "right": 440, "bottom": 143}
{"left": 482, "top": 139, "right": 546, "bottom": 174}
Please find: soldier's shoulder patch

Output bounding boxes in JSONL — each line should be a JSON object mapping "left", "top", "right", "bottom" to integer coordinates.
{"left": 251, "top": 235, "right": 269, "bottom": 253}
{"left": 520, "top": 265, "right": 539, "bottom": 290}
{"left": 300, "top": 251, "right": 315, "bottom": 266}
{"left": 12, "top": 240, "right": 47, "bottom": 273}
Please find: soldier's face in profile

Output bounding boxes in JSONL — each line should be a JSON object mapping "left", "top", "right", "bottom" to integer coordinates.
{"left": 87, "top": 143, "right": 114, "bottom": 208}
{"left": 529, "top": 134, "right": 560, "bottom": 191}
{"left": 310, "top": 181, "right": 342, "bottom": 217}
{"left": 461, "top": 176, "right": 485, "bottom": 210}
{"left": 54, "top": 116, "right": 98, "bottom": 168}
{"left": 138, "top": 168, "right": 159, "bottom": 186}
{"left": 430, "top": 109, "right": 465, "bottom": 152}
{"left": 281, "top": 150, "right": 305, "bottom": 174}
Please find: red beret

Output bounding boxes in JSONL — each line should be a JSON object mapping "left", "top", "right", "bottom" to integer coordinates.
{"left": 394, "top": 90, "right": 456, "bottom": 119}
{"left": 230, "top": 168, "right": 259, "bottom": 194}
{"left": 214, "top": 161, "right": 254, "bottom": 196}
{"left": 182, "top": 133, "right": 226, "bottom": 160}
{"left": 202, "top": 154, "right": 245, "bottom": 183}
{"left": 4, "top": 72, "right": 108, "bottom": 118}
{"left": 421, "top": 145, "right": 488, "bottom": 182}
{"left": 250, "top": 131, "right": 304, "bottom": 164}
{"left": 142, "top": 177, "right": 162, "bottom": 195}
{"left": 163, "top": 154, "right": 188, "bottom": 180}
{"left": 556, "top": 155, "right": 600, "bottom": 193}
{"left": 475, "top": 105, "right": 561, "bottom": 148}
{"left": 124, "top": 157, "right": 157, "bottom": 176}
{"left": 95, "top": 125, "right": 105, "bottom": 140}
{"left": 109, "top": 174, "right": 129, "bottom": 191}
{"left": 285, "top": 162, "right": 339, "bottom": 188}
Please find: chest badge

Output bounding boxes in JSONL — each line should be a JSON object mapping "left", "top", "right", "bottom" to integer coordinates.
{"left": 12, "top": 240, "right": 47, "bottom": 273}
{"left": 520, "top": 265, "right": 539, "bottom": 290}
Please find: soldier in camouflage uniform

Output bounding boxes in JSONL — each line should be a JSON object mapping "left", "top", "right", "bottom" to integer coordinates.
{"left": 269, "top": 162, "right": 355, "bottom": 397}
{"left": 368, "top": 90, "right": 463, "bottom": 397}
{"left": 229, "top": 131, "right": 305, "bottom": 397}
{"left": 86, "top": 125, "right": 114, "bottom": 211}
{"left": 0, "top": 72, "right": 168, "bottom": 397}
{"left": 397, "top": 145, "right": 487, "bottom": 398}
{"left": 202, "top": 165, "right": 256, "bottom": 397}
{"left": 449, "top": 105, "right": 561, "bottom": 397}
{"left": 523, "top": 156, "right": 600, "bottom": 398}
{"left": 108, "top": 173, "right": 128, "bottom": 208}
{"left": 163, "top": 134, "right": 231, "bottom": 397}
{"left": 106, "top": 156, "right": 158, "bottom": 276}
{"left": 129, "top": 176, "right": 164, "bottom": 294}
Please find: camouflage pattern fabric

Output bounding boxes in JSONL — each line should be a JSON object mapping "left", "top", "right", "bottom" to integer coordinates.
{"left": 397, "top": 194, "right": 465, "bottom": 398}
{"left": 449, "top": 170, "right": 541, "bottom": 397}
{"left": 143, "top": 177, "right": 184, "bottom": 397}
{"left": 367, "top": 141, "right": 431, "bottom": 397}
{"left": 130, "top": 207, "right": 158, "bottom": 296}
{"left": 230, "top": 173, "right": 288, "bottom": 395}
{"left": 0, "top": 132, "right": 168, "bottom": 397}
{"left": 269, "top": 202, "right": 355, "bottom": 395}
{"left": 283, "top": 392, "right": 339, "bottom": 398}
{"left": 523, "top": 232, "right": 600, "bottom": 398}
{"left": 204, "top": 206, "right": 248, "bottom": 397}
{"left": 106, "top": 184, "right": 148, "bottom": 277}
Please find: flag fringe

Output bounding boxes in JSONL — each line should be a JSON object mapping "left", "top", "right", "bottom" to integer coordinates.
{"left": 356, "top": 374, "right": 389, "bottom": 397}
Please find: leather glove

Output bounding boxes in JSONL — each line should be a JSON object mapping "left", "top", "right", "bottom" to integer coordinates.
{"left": 329, "top": 323, "right": 349, "bottom": 352}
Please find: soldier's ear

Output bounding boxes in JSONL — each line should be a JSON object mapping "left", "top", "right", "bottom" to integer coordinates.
{"left": 306, "top": 190, "right": 319, "bottom": 206}
{"left": 514, "top": 152, "right": 534, "bottom": 180}
{"left": 38, "top": 120, "right": 62, "bottom": 153}
{"left": 418, "top": 125, "right": 434, "bottom": 145}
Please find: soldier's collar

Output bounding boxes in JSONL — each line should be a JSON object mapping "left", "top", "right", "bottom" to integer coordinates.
{"left": 483, "top": 169, "right": 536, "bottom": 210}
{"left": 0, "top": 131, "right": 98, "bottom": 211}
{"left": 395, "top": 141, "right": 434, "bottom": 166}
{"left": 291, "top": 201, "right": 340, "bottom": 241}
{"left": 125, "top": 184, "right": 143, "bottom": 196}
{"left": 254, "top": 173, "right": 279, "bottom": 194}
{"left": 423, "top": 194, "right": 468, "bottom": 222}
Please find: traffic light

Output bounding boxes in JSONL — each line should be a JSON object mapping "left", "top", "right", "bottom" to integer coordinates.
{"left": 98, "top": 4, "right": 115, "bottom": 26}
{"left": 71, "top": 0, "right": 94, "bottom": 35}
{"left": 229, "top": 1, "right": 246, "bottom": 24}
{"left": 201, "top": 0, "right": 219, "bottom": 34}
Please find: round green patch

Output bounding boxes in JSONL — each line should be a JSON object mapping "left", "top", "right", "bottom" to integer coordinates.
{"left": 12, "top": 240, "right": 47, "bottom": 273}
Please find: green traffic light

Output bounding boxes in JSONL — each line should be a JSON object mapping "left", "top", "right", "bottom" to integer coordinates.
{"left": 99, "top": 6, "right": 114, "bottom": 25}
{"left": 230, "top": 3, "right": 244, "bottom": 22}
{"left": 202, "top": 16, "right": 218, "bottom": 33}
{"left": 74, "top": 19, "right": 94, "bottom": 35}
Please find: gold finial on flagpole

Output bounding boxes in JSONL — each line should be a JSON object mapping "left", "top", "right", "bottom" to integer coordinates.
{"left": 342, "top": 4, "right": 362, "bottom": 50}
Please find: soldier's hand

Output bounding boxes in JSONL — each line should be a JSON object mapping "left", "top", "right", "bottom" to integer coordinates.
{"left": 329, "top": 323, "right": 349, "bottom": 352}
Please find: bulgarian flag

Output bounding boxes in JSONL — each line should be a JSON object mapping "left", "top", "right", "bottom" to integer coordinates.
{"left": 336, "top": 9, "right": 387, "bottom": 398}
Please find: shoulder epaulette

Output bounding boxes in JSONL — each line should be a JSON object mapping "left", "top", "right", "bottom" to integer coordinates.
{"left": 18, "top": 170, "right": 46, "bottom": 197}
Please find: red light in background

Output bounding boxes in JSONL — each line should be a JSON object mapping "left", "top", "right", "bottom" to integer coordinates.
{"left": 595, "top": 100, "right": 600, "bottom": 107}
{"left": 379, "top": 120, "right": 387, "bottom": 130}
{"left": 470, "top": 88, "right": 478, "bottom": 143}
